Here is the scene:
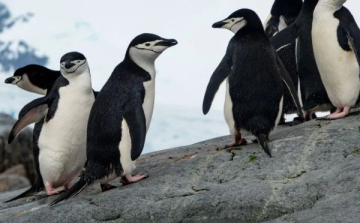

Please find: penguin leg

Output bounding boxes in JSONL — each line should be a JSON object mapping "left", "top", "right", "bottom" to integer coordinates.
{"left": 327, "top": 106, "right": 350, "bottom": 120}
{"left": 100, "top": 183, "right": 117, "bottom": 192}
{"left": 120, "top": 174, "right": 148, "bottom": 185}
{"left": 45, "top": 185, "right": 65, "bottom": 196}
{"left": 65, "top": 181, "right": 73, "bottom": 190}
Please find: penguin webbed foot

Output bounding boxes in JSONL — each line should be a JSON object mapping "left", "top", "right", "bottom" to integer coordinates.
{"left": 45, "top": 186, "right": 65, "bottom": 196}
{"left": 120, "top": 174, "right": 149, "bottom": 186}
{"left": 217, "top": 138, "right": 248, "bottom": 152}
{"left": 100, "top": 183, "right": 117, "bottom": 192}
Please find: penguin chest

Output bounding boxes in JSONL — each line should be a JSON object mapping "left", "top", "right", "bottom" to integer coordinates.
{"left": 312, "top": 9, "right": 360, "bottom": 107}
{"left": 224, "top": 79, "right": 235, "bottom": 134}
{"left": 38, "top": 85, "right": 94, "bottom": 186}
{"left": 143, "top": 79, "right": 155, "bottom": 131}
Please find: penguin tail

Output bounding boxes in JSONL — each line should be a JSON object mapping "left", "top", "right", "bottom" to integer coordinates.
{"left": 5, "top": 178, "right": 44, "bottom": 203}
{"left": 49, "top": 179, "right": 88, "bottom": 206}
{"left": 256, "top": 134, "right": 272, "bottom": 158}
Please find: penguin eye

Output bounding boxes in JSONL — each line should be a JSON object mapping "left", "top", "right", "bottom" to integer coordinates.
{"left": 231, "top": 19, "right": 235, "bottom": 22}
{"left": 145, "top": 43, "right": 151, "bottom": 47}
{"left": 77, "top": 60, "right": 81, "bottom": 63}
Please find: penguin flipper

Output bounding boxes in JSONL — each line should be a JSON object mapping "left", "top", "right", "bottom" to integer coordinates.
{"left": 271, "top": 23, "right": 299, "bottom": 50}
{"left": 8, "top": 97, "right": 50, "bottom": 144}
{"left": 124, "top": 94, "right": 147, "bottom": 161}
{"left": 276, "top": 57, "right": 304, "bottom": 120}
{"left": 5, "top": 177, "right": 44, "bottom": 203}
{"left": 335, "top": 7, "right": 360, "bottom": 70}
{"left": 203, "top": 43, "right": 233, "bottom": 115}
{"left": 265, "top": 15, "right": 280, "bottom": 37}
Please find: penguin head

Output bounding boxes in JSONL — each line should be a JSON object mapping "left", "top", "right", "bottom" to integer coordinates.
{"left": 212, "top": 9, "right": 263, "bottom": 34}
{"left": 5, "top": 65, "right": 46, "bottom": 88}
{"left": 60, "top": 52, "right": 88, "bottom": 78}
{"left": 127, "top": 33, "right": 178, "bottom": 63}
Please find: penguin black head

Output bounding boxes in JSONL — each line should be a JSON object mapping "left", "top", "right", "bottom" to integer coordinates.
{"left": 271, "top": 0, "right": 302, "bottom": 17}
{"left": 60, "top": 52, "right": 88, "bottom": 77}
{"left": 212, "top": 9, "right": 263, "bottom": 33}
{"left": 4, "top": 64, "right": 59, "bottom": 95}
{"left": 126, "top": 33, "right": 178, "bottom": 62}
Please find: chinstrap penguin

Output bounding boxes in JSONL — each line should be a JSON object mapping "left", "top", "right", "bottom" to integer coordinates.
{"left": 271, "top": 0, "right": 333, "bottom": 119}
{"left": 265, "top": 0, "right": 303, "bottom": 124}
{"left": 50, "top": 33, "right": 178, "bottom": 206}
{"left": 6, "top": 52, "right": 95, "bottom": 202}
{"left": 203, "top": 9, "right": 303, "bottom": 157}
{"left": 4, "top": 64, "right": 60, "bottom": 95}
{"left": 312, "top": 0, "right": 360, "bottom": 119}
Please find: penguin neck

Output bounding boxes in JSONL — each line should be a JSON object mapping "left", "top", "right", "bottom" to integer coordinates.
{"left": 62, "top": 68, "right": 92, "bottom": 91}
{"left": 127, "top": 47, "right": 157, "bottom": 79}
{"left": 317, "top": 0, "right": 344, "bottom": 11}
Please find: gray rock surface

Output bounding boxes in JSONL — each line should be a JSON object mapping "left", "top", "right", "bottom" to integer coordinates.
{"left": 0, "top": 113, "right": 36, "bottom": 185}
{"left": 0, "top": 112, "right": 360, "bottom": 223}
{"left": 0, "top": 165, "right": 30, "bottom": 192}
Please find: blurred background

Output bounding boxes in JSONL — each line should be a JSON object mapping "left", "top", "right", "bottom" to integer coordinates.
{"left": 0, "top": 0, "right": 359, "bottom": 155}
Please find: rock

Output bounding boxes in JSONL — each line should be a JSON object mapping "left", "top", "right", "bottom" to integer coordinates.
{"left": 0, "top": 112, "right": 360, "bottom": 223}
{"left": 0, "top": 113, "right": 36, "bottom": 185}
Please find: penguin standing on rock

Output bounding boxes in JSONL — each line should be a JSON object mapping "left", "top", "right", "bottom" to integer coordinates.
{"left": 203, "top": 9, "right": 303, "bottom": 157}
{"left": 312, "top": 0, "right": 360, "bottom": 119}
{"left": 271, "top": 0, "right": 333, "bottom": 119}
{"left": 4, "top": 65, "right": 60, "bottom": 95}
{"left": 6, "top": 52, "right": 95, "bottom": 202}
{"left": 50, "top": 33, "right": 177, "bottom": 206}
{"left": 265, "top": 0, "right": 303, "bottom": 124}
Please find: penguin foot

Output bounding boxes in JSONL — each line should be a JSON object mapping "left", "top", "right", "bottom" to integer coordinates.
{"left": 45, "top": 186, "right": 65, "bottom": 196}
{"left": 120, "top": 174, "right": 149, "bottom": 185}
{"left": 100, "top": 183, "right": 117, "bottom": 192}
{"left": 326, "top": 107, "right": 350, "bottom": 120}
{"left": 218, "top": 138, "right": 247, "bottom": 151}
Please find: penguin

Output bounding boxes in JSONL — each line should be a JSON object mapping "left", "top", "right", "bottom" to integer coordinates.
{"left": 264, "top": 0, "right": 303, "bottom": 124}
{"left": 49, "top": 33, "right": 177, "bottom": 206}
{"left": 5, "top": 52, "right": 95, "bottom": 202}
{"left": 271, "top": 0, "right": 333, "bottom": 119}
{"left": 4, "top": 65, "right": 60, "bottom": 95}
{"left": 203, "top": 9, "right": 303, "bottom": 157}
{"left": 311, "top": 0, "right": 360, "bottom": 119}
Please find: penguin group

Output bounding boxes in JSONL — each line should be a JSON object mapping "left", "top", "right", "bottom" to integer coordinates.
{"left": 3, "top": 0, "right": 360, "bottom": 206}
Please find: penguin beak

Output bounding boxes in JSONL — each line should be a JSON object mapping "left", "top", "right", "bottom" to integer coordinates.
{"left": 5, "top": 77, "right": 15, "bottom": 84}
{"left": 155, "top": 39, "right": 178, "bottom": 47}
{"left": 212, "top": 21, "right": 226, "bottom": 28}
{"left": 64, "top": 61, "right": 75, "bottom": 69}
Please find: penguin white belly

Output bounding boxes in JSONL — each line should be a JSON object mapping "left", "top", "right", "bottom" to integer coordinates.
{"left": 38, "top": 85, "right": 94, "bottom": 188}
{"left": 143, "top": 79, "right": 155, "bottom": 131}
{"left": 312, "top": 9, "right": 360, "bottom": 108}
{"left": 224, "top": 79, "right": 235, "bottom": 134}
{"left": 119, "top": 120, "right": 135, "bottom": 176}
